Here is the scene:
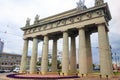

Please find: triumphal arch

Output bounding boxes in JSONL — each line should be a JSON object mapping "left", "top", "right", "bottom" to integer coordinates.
{"left": 20, "top": 0, "right": 113, "bottom": 77}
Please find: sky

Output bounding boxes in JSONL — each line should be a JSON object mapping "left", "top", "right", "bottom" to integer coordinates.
{"left": 0, "top": 0, "right": 120, "bottom": 64}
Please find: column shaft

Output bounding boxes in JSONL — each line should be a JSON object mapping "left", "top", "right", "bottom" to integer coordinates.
{"left": 51, "top": 39, "right": 57, "bottom": 72}
{"left": 98, "top": 24, "right": 113, "bottom": 76}
{"left": 106, "top": 32, "right": 113, "bottom": 74}
{"left": 20, "top": 39, "right": 29, "bottom": 73}
{"left": 62, "top": 31, "right": 69, "bottom": 76}
{"left": 86, "top": 33, "right": 93, "bottom": 73}
{"left": 70, "top": 36, "right": 76, "bottom": 73}
{"left": 79, "top": 28, "right": 88, "bottom": 75}
{"left": 30, "top": 37, "right": 38, "bottom": 74}
{"left": 41, "top": 35, "right": 49, "bottom": 74}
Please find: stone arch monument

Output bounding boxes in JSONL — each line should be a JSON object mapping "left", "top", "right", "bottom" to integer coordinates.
{"left": 20, "top": 0, "right": 113, "bottom": 77}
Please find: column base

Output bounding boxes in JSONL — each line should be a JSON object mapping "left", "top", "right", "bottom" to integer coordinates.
{"left": 69, "top": 71, "right": 78, "bottom": 76}
{"left": 29, "top": 72, "right": 37, "bottom": 74}
{"left": 49, "top": 72, "right": 59, "bottom": 74}
{"left": 99, "top": 74, "right": 113, "bottom": 78}
{"left": 41, "top": 72, "right": 47, "bottom": 75}
{"left": 78, "top": 73, "right": 88, "bottom": 77}
{"left": 60, "top": 72, "right": 69, "bottom": 76}
{"left": 64, "top": 72, "right": 69, "bottom": 76}
{"left": 19, "top": 71, "right": 26, "bottom": 74}
{"left": 60, "top": 72, "right": 64, "bottom": 76}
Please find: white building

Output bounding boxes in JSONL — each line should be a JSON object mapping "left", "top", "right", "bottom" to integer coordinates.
{"left": 0, "top": 52, "right": 31, "bottom": 71}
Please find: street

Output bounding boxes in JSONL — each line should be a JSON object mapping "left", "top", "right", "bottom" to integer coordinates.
{"left": 0, "top": 72, "right": 13, "bottom": 80}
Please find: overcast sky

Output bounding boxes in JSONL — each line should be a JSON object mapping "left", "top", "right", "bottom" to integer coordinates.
{"left": 0, "top": 0, "right": 120, "bottom": 64}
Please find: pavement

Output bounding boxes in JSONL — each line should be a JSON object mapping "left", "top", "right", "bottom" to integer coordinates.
{"left": 0, "top": 73, "right": 120, "bottom": 80}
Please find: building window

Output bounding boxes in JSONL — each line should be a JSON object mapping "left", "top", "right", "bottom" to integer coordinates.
{"left": 5, "top": 63, "right": 7, "bottom": 65}
{"left": 2, "top": 62, "right": 4, "bottom": 65}
{"left": 6, "top": 56, "right": 8, "bottom": 58}
{"left": 11, "top": 63, "right": 13, "bottom": 65}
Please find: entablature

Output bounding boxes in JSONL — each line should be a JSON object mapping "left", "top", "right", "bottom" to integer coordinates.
{"left": 21, "top": 3, "right": 111, "bottom": 31}
{"left": 21, "top": 2, "right": 111, "bottom": 40}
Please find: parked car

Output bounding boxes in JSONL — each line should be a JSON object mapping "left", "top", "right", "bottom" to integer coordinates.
{"left": 13, "top": 68, "right": 20, "bottom": 73}
{"left": 0, "top": 70, "right": 5, "bottom": 73}
{"left": 4, "top": 70, "right": 11, "bottom": 73}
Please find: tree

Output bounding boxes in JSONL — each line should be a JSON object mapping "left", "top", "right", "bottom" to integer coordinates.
{"left": 57, "top": 60, "right": 61, "bottom": 69}
{"left": 36, "top": 62, "right": 41, "bottom": 66}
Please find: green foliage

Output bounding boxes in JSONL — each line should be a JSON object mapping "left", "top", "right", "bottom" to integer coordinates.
{"left": 57, "top": 60, "right": 61, "bottom": 69}
{"left": 114, "top": 72, "right": 120, "bottom": 75}
{"left": 93, "top": 64, "right": 95, "bottom": 68}
{"left": 36, "top": 62, "right": 41, "bottom": 66}
{"left": 48, "top": 62, "right": 52, "bottom": 67}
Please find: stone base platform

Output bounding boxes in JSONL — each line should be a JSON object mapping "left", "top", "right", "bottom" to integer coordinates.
{"left": 1, "top": 73, "right": 120, "bottom": 80}
{"left": 6, "top": 73, "right": 79, "bottom": 80}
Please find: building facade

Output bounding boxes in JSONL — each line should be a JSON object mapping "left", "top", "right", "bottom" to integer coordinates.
{"left": 0, "top": 52, "right": 31, "bottom": 71}
{"left": 20, "top": 0, "right": 113, "bottom": 77}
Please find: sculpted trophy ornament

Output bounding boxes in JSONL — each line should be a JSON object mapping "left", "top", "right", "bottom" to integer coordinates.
{"left": 34, "top": 14, "right": 39, "bottom": 24}
{"left": 25, "top": 18, "right": 30, "bottom": 27}
{"left": 76, "top": 0, "right": 86, "bottom": 11}
{"left": 95, "top": 0, "right": 104, "bottom": 6}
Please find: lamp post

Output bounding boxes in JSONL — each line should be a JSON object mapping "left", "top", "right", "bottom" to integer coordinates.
{"left": 115, "top": 53, "right": 117, "bottom": 66}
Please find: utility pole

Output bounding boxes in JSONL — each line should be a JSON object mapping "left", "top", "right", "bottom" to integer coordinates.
{"left": 115, "top": 53, "right": 117, "bottom": 66}
{"left": 118, "top": 56, "right": 120, "bottom": 67}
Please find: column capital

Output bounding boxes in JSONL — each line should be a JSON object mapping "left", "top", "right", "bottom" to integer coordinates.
{"left": 23, "top": 37, "right": 31, "bottom": 40}
{"left": 97, "top": 23, "right": 109, "bottom": 32}
{"left": 60, "top": 29, "right": 68, "bottom": 33}
{"left": 31, "top": 36, "right": 38, "bottom": 41}
{"left": 76, "top": 25, "right": 85, "bottom": 29}
{"left": 32, "top": 35, "right": 39, "bottom": 38}
{"left": 96, "top": 23, "right": 105, "bottom": 26}
{"left": 23, "top": 37, "right": 28, "bottom": 40}
{"left": 43, "top": 35, "right": 49, "bottom": 40}
{"left": 42, "top": 33, "right": 48, "bottom": 36}
{"left": 96, "top": 22, "right": 108, "bottom": 28}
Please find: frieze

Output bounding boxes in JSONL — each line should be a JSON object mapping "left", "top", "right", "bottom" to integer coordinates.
{"left": 86, "top": 13, "right": 92, "bottom": 19}
{"left": 66, "top": 17, "right": 75, "bottom": 24}
{"left": 61, "top": 20, "right": 66, "bottom": 25}
{"left": 30, "top": 29, "right": 34, "bottom": 33}
{"left": 33, "top": 28, "right": 36, "bottom": 32}
{"left": 96, "top": 10, "right": 103, "bottom": 16}
{"left": 40, "top": 26, "right": 45, "bottom": 31}
{"left": 56, "top": 21, "right": 61, "bottom": 26}
{"left": 24, "top": 31, "right": 26, "bottom": 35}
{"left": 38, "top": 27, "right": 41, "bottom": 31}
{"left": 26, "top": 29, "right": 31, "bottom": 34}
{"left": 68, "top": 18, "right": 74, "bottom": 23}
{"left": 36, "top": 27, "right": 39, "bottom": 32}
{"left": 44, "top": 25, "right": 47, "bottom": 29}
{"left": 46, "top": 24, "right": 52, "bottom": 29}
{"left": 76, "top": 16, "right": 81, "bottom": 21}
{"left": 24, "top": 10, "right": 105, "bottom": 35}
{"left": 52, "top": 22, "right": 57, "bottom": 28}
